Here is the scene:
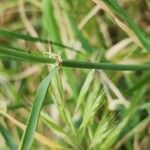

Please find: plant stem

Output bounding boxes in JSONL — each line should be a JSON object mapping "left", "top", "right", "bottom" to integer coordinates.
{"left": 62, "top": 60, "right": 150, "bottom": 71}
{"left": 0, "top": 46, "right": 150, "bottom": 71}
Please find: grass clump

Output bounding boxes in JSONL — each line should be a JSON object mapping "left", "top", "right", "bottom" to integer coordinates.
{"left": 0, "top": 0, "right": 150, "bottom": 150}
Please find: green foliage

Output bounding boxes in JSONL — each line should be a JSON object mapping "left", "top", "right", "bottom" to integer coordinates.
{"left": 103, "top": 0, "right": 150, "bottom": 51}
{"left": 42, "top": 0, "right": 63, "bottom": 55}
{"left": 0, "top": 0, "right": 150, "bottom": 150}
{"left": 0, "top": 123, "right": 17, "bottom": 150}
{"left": 19, "top": 65, "right": 58, "bottom": 150}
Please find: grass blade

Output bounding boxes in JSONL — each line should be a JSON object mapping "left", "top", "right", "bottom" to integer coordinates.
{"left": 42, "top": 0, "right": 64, "bottom": 55}
{"left": 80, "top": 91, "right": 104, "bottom": 129}
{"left": 18, "top": 65, "right": 58, "bottom": 150}
{"left": 101, "top": 89, "right": 145, "bottom": 149}
{"left": 0, "top": 123, "right": 17, "bottom": 150}
{"left": 0, "top": 29, "right": 80, "bottom": 52}
{"left": 68, "top": 16, "right": 93, "bottom": 53}
{"left": 0, "top": 45, "right": 150, "bottom": 71}
{"left": 41, "top": 112, "right": 65, "bottom": 134}
{"left": 103, "top": 0, "right": 150, "bottom": 51}
{"left": 0, "top": 109, "right": 64, "bottom": 149}
{"left": 75, "top": 70, "right": 95, "bottom": 111}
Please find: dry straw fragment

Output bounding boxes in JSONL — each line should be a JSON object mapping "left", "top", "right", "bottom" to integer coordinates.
{"left": 92, "top": 0, "right": 143, "bottom": 48}
{"left": 0, "top": 109, "right": 65, "bottom": 149}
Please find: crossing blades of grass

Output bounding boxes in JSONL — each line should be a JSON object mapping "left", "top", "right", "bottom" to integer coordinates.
{"left": 80, "top": 91, "right": 104, "bottom": 129}
{"left": 60, "top": 0, "right": 93, "bottom": 53}
{"left": 51, "top": 72, "right": 75, "bottom": 133}
{"left": 90, "top": 116, "right": 113, "bottom": 148}
{"left": 41, "top": 112, "right": 65, "bottom": 134}
{"left": 0, "top": 29, "right": 80, "bottom": 52}
{"left": 102, "top": 0, "right": 150, "bottom": 51}
{"left": 18, "top": 65, "right": 58, "bottom": 150}
{"left": 0, "top": 109, "right": 64, "bottom": 149}
{"left": 1, "top": 45, "right": 150, "bottom": 71}
{"left": 0, "top": 1, "right": 149, "bottom": 149}
{"left": 115, "top": 116, "right": 150, "bottom": 149}
{"left": 0, "top": 123, "right": 17, "bottom": 150}
{"left": 101, "top": 89, "right": 145, "bottom": 149}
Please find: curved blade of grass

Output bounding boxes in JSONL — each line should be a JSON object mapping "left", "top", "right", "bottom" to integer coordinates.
{"left": 0, "top": 123, "right": 17, "bottom": 150}
{"left": 18, "top": 65, "right": 58, "bottom": 150}
{"left": 103, "top": 0, "right": 150, "bottom": 51}
{"left": 0, "top": 29, "right": 81, "bottom": 53}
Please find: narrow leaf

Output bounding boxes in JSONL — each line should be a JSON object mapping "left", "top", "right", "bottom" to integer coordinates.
{"left": 19, "top": 65, "right": 58, "bottom": 150}
{"left": 0, "top": 123, "right": 17, "bottom": 150}
{"left": 0, "top": 29, "right": 79, "bottom": 52}
{"left": 75, "top": 70, "right": 95, "bottom": 111}
{"left": 103, "top": 0, "right": 150, "bottom": 51}
{"left": 42, "top": 0, "right": 64, "bottom": 55}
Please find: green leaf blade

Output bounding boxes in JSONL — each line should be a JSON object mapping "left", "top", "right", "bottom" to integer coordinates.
{"left": 19, "top": 65, "right": 58, "bottom": 150}
{"left": 104, "top": 0, "right": 150, "bottom": 51}
{"left": 0, "top": 123, "right": 17, "bottom": 150}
